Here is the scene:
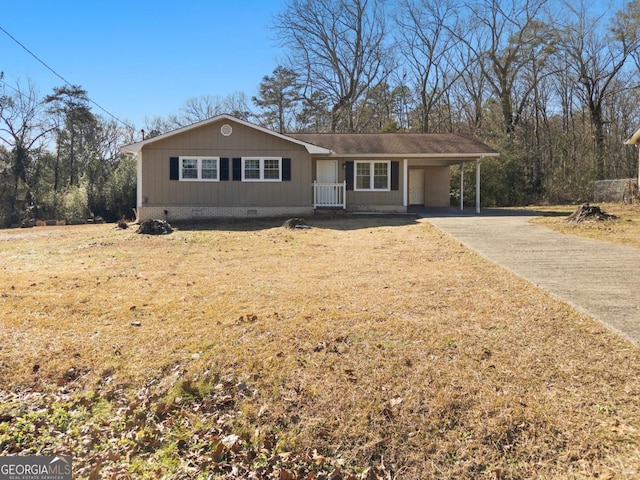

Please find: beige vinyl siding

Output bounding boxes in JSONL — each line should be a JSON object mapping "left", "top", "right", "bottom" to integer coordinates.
{"left": 141, "top": 120, "right": 312, "bottom": 208}
{"left": 346, "top": 189, "right": 403, "bottom": 207}
{"left": 424, "top": 166, "right": 451, "bottom": 207}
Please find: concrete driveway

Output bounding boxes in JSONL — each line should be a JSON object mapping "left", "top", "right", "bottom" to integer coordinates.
{"left": 424, "top": 208, "right": 640, "bottom": 346}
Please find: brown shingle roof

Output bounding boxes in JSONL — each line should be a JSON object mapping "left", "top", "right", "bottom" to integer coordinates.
{"left": 287, "top": 133, "right": 498, "bottom": 156}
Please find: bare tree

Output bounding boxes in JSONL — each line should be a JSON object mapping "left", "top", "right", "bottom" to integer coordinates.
{"left": 395, "top": 0, "right": 465, "bottom": 132}
{"left": 450, "top": 48, "right": 487, "bottom": 134}
{"left": 143, "top": 92, "right": 253, "bottom": 136}
{"left": 353, "top": 81, "right": 395, "bottom": 131}
{"left": 85, "top": 116, "right": 138, "bottom": 220}
{"left": 0, "top": 80, "right": 53, "bottom": 225}
{"left": 180, "top": 92, "right": 252, "bottom": 124}
{"left": 141, "top": 115, "right": 176, "bottom": 139}
{"left": 274, "top": 0, "right": 393, "bottom": 132}
{"left": 555, "top": 0, "right": 640, "bottom": 178}
{"left": 462, "top": 0, "right": 553, "bottom": 134}
{"left": 180, "top": 95, "right": 224, "bottom": 124}
{"left": 296, "top": 90, "right": 332, "bottom": 132}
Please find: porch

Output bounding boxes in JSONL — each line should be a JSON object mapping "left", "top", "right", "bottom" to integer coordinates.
{"left": 313, "top": 181, "right": 346, "bottom": 209}
{"left": 312, "top": 159, "right": 485, "bottom": 213}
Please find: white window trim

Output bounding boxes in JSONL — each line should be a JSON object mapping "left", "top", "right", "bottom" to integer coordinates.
{"left": 242, "top": 157, "right": 282, "bottom": 182}
{"left": 179, "top": 156, "right": 220, "bottom": 182}
{"left": 354, "top": 160, "right": 391, "bottom": 191}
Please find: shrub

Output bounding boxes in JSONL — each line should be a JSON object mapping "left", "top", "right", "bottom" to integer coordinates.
{"left": 61, "top": 184, "right": 90, "bottom": 220}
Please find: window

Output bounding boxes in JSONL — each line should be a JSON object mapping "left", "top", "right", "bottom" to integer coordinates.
{"left": 179, "top": 157, "right": 219, "bottom": 181}
{"left": 244, "top": 159, "right": 261, "bottom": 180}
{"left": 242, "top": 157, "right": 282, "bottom": 181}
{"left": 201, "top": 158, "right": 217, "bottom": 179}
{"left": 264, "top": 159, "right": 280, "bottom": 179}
{"left": 181, "top": 158, "right": 198, "bottom": 180}
{"left": 354, "top": 161, "right": 390, "bottom": 191}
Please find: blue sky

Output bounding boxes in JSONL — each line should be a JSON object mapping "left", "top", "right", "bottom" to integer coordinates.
{"left": 1, "top": 0, "right": 629, "bottom": 133}
{"left": 1, "top": 0, "right": 285, "bottom": 130}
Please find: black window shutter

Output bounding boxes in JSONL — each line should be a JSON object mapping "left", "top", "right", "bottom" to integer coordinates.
{"left": 170, "top": 157, "right": 179, "bottom": 180}
{"left": 232, "top": 158, "right": 242, "bottom": 181}
{"left": 282, "top": 158, "right": 291, "bottom": 181}
{"left": 345, "top": 161, "right": 354, "bottom": 191}
{"left": 220, "top": 158, "right": 229, "bottom": 181}
{"left": 391, "top": 161, "right": 399, "bottom": 191}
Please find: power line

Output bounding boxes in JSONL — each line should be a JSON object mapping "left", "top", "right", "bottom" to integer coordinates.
{"left": 0, "top": 76, "right": 43, "bottom": 108}
{"left": 0, "top": 25, "right": 135, "bottom": 130}
{"left": 0, "top": 77, "right": 21, "bottom": 96}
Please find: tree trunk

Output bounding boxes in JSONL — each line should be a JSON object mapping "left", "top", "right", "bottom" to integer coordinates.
{"left": 565, "top": 203, "right": 616, "bottom": 223}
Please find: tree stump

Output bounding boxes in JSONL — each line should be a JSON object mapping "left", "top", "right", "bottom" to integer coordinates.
{"left": 137, "top": 219, "right": 173, "bottom": 234}
{"left": 282, "top": 218, "right": 309, "bottom": 229}
{"left": 565, "top": 203, "right": 617, "bottom": 223}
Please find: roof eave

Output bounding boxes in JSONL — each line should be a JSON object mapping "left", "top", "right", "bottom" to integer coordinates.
{"left": 625, "top": 127, "right": 640, "bottom": 145}
{"left": 305, "top": 145, "right": 334, "bottom": 155}
{"left": 120, "top": 143, "right": 143, "bottom": 154}
{"left": 311, "top": 152, "right": 500, "bottom": 159}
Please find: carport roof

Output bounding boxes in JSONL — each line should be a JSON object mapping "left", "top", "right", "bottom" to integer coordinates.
{"left": 287, "top": 132, "right": 499, "bottom": 158}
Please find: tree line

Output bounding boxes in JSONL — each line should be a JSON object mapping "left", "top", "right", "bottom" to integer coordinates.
{"left": 2, "top": 0, "right": 640, "bottom": 227}
{"left": 0, "top": 80, "right": 137, "bottom": 227}
{"left": 263, "top": 0, "right": 640, "bottom": 205}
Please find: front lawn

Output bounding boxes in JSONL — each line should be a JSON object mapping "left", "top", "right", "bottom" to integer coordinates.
{"left": 1, "top": 218, "right": 639, "bottom": 479}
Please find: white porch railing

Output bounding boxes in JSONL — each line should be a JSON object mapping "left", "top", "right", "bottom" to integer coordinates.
{"left": 313, "top": 181, "right": 346, "bottom": 209}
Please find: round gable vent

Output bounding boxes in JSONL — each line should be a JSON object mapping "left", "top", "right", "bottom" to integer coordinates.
{"left": 220, "top": 124, "right": 233, "bottom": 136}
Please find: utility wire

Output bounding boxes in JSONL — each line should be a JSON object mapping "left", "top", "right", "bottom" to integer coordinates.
{"left": 0, "top": 77, "right": 22, "bottom": 96}
{"left": 0, "top": 25, "right": 135, "bottom": 130}
{"left": 0, "top": 77, "right": 42, "bottom": 108}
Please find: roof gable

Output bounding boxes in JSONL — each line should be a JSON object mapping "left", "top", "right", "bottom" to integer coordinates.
{"left": 121, "top": 115, "right": 332, "bottom": 155}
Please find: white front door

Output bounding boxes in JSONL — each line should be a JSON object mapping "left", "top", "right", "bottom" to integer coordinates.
{"left": 317, "top": 160, "right": 338, "bottom": 183}
{"left": 409, "top": 169, "right": 425, "bottom": 205}
{"left": 316, "top": 160, "right": 339, "bottom": 205}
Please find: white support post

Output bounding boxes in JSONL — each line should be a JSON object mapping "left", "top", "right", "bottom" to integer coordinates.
{"left": 460, "top": 163, "right": 464, "bottom": 211}
{"left": 313, "top": 180, "right": 317, "bottom": 209}
{"left": 476, "top": 159, "right": 481, "bottom": 214}
{"left": 342, "top": 181, "right": 347, "bottom": 209}
{"left": 402, "top": 159, "right": 408, "bottom": 207}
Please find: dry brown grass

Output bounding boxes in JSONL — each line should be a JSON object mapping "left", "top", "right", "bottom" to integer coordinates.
{"left": 531, "top": 203, "right": 640, "bottom": 249}
{"left": 1, "top": 218, "right": 640, "bottom": 479}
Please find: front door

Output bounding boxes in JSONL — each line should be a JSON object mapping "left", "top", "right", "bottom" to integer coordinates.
{"left": 409, "top": 169, "right": 425, "bottom": 205}
{"left": 316, "top": 160, "right": 339, "bottom": 205}
{"left": 317, "top": 160, "right": 338, "bottom": 183}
